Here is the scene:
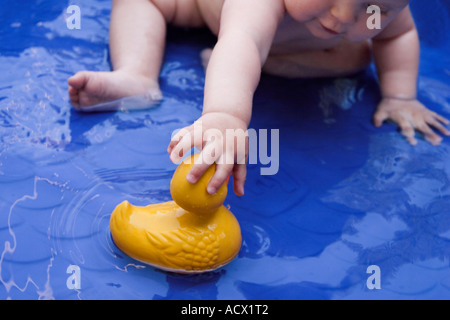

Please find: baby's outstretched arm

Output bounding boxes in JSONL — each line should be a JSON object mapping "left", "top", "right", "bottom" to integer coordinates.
{"left": 168, "top": 0, "right": 284, "bottom": 195}
{"left": 372, "top": 6, "right": 450, "bottom": 145}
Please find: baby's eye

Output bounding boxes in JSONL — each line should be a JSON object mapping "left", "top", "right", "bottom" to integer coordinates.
{"left": 366, "top": 3, "right": 390, "bottom": 15}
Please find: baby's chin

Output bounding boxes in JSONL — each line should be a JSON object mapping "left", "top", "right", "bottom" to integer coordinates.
{"left": 344, "top": 30, "right": 381, "bottom": 42}
{"left": 305, "top": 21, "right": 343, "bottom": 40}
{"left": 306, "top": 19, "right": 382, "bottom": 43}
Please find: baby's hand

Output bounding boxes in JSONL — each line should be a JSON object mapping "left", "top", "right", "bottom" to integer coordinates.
{"left": 373, "top": 97, "right": 450, "bottom": 145}
{"left": 167, "top": 112, "right": 248, "bottom": 196}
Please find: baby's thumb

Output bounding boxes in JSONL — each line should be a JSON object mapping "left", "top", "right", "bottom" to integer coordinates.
{"left": 373, "top": 110, "right": 389, "bottom": 127}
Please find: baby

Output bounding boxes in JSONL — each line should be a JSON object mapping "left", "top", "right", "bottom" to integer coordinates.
{"left": 68, "top": 0, "right": 450, "bottom": 196}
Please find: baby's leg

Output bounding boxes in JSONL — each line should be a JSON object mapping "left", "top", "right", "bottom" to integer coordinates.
{"left": 68, "top": 0, "right": 166, "bottom": 109}
{"left": 262, "top": 41, "right": 371, "bottom": 79}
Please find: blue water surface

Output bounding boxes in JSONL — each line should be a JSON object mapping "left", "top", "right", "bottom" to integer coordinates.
{"left": 1, "top": 0, "right": 450, "bottom": 300}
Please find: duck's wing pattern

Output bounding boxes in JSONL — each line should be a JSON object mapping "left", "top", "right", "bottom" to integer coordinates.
{"left": 145, "top": 227, "right": 220, "bottom": 271}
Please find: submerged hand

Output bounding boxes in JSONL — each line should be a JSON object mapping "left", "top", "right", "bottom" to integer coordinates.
{"left": 373, "top": 98, "right": 450, "bottom": 145}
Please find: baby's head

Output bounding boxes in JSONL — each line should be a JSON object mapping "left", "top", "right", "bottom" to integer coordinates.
{"left": 285, "top": 0, "right": 410, "bottom": 41}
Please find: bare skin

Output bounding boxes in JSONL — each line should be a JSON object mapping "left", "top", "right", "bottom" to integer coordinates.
{"left": 68, "top": 0, "right": 450, "bottom": 195}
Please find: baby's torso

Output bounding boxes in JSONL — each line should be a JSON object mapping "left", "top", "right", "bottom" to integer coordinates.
{"left": 194, "top": 0, "right": 343, "bottom": 54}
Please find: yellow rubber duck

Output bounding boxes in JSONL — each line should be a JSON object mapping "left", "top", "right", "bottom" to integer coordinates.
{"left": 110, "top": 153, "right": 242, "bottom": 273}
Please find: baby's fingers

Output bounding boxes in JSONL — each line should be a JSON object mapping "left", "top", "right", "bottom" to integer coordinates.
{"left": 168, "top": 127, "right": 189, "bottom": 155}
{"left": 430, "top": 111, "right": 450, "bottom": 126}
{"left": 169, "top": 127, "right": 201, "bottom": 163}
{"left": 397, "top": 118, "right": 418, "bottom": 145}
{"left": 186, "top": 141, "right": 223, "bottom": 184}
{"left": 416, "top": 121, "right": 442, "bottom": 146}
{"left": 203, "top": 147, "right": 232, "bottom": 195}
{"left": 427, "top": 115, "right": 450, "bottom": 137}
{"left": 186, "top": 151, "right": 214, "bottom": 184}
{"left": 207, "top": 162, "right": 233, "bottom": 195}
{"left": 169, "top": 136, "right": 191, "bottom": 163}
{"left": 373, "top": 109, "right": 389, "bottom": 127}
{"left": 232, "top": 163, "right": 246, "bottom": 196}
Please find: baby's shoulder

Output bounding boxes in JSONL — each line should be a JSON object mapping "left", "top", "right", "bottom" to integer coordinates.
{"left": 373, "top": 6, "right": 415, "bottom": 41}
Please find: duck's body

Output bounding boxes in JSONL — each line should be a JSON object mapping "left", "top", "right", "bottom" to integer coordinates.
{"left": 110, "top": 200, "right": 241, "bottom": 273}
{"left": 110, "top": 153, "right": 242, "bottom": 273}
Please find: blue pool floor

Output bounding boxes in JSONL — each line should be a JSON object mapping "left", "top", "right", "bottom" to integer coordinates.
{"left": 1, "top": 0, "right": 450, "bottom": 299}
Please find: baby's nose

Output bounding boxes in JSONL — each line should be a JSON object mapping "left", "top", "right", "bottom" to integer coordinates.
{"left": 330, "top": 3, "right": 358, "bottom": 24}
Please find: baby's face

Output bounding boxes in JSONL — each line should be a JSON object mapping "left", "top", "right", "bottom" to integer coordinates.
{"left": 285, "top": 0, "right": 410, "bottom": 41}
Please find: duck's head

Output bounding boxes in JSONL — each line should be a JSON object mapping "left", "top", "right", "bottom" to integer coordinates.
{"left": 170, "top": 153, "right": 228, "bottom": 214}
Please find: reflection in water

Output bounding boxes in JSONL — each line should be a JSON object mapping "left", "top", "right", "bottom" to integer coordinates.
{"left": 323, "top": 135, "right": 450, "bottom": 298}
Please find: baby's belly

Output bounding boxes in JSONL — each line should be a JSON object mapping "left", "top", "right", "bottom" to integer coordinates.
{"left": 195, "top": 0, "right": 224, "bottom": 35}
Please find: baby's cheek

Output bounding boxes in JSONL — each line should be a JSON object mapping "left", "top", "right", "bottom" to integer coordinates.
{"left": 347, "top": 21, "right": 380, "bottom": 42}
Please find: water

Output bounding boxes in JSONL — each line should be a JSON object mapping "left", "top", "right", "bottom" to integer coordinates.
{"left": 1, "top": 0, "right": 450, "bottom": 300}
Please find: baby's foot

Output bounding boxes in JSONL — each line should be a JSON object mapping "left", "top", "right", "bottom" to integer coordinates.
{"left": 68, "top": 70, "right": 161, "bottom": 110}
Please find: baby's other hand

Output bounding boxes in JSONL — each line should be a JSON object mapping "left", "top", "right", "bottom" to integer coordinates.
{"left": 167, "top": 112, "right": 248, "bottom": 196}
{"left": 373, "top": 98, "right": 450, "bottom": 145}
